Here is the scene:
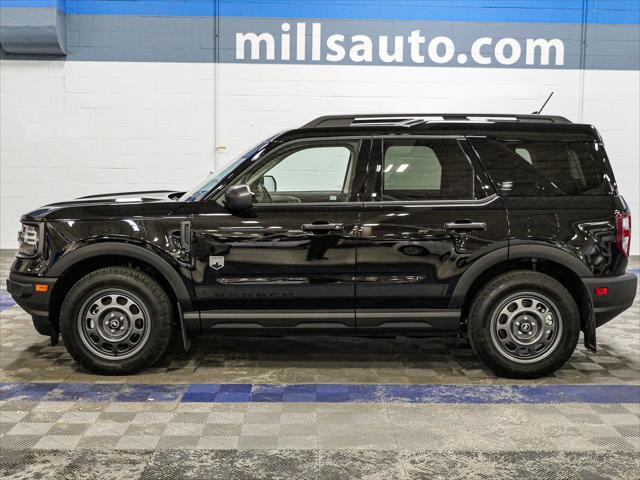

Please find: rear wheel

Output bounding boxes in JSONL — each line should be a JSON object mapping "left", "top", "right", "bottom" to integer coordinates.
{"left": 60, "top": 267, "right": 173, "bottom": 375}
{"left": 468, "top": 271, "right": 580, "bottom": 379}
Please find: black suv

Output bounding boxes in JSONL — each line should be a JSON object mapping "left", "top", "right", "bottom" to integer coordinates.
{"left": 8, "top": 114, "right": 637, "bottom": 378}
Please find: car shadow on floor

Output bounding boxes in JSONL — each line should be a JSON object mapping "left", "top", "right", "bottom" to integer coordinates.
{"left": 1, "top": 320, "right": 635, "bottom": 384}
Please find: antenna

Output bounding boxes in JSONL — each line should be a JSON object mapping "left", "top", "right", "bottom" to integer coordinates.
{"left": 532, "top": 92, "right": 554, "bottom": 114}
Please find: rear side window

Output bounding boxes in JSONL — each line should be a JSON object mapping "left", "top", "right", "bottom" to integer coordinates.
{"left": 470, "top": 138, "right": 615, "bottom": 196}
{"left": 381, "top": 138, "right": 479, "bottom": 200}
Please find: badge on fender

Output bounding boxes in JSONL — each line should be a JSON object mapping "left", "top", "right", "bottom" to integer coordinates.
{"left": 209, "top": 256, "right": 225, "bottom": 270}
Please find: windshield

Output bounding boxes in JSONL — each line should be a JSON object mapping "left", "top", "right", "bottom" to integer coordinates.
{"left": 180, "top": 140, "right": 271, "bottom": 202}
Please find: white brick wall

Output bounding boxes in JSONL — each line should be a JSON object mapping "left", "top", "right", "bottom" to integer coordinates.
{"left": 1, "top": 60, "right": 638, "bottom": 253}
{"left": 0, "top": 60, "right": 217, "bottom": 249}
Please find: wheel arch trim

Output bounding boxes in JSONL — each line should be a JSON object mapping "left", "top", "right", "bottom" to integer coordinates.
{"left": 48, "top": 242, "right": 194, "bottom": 311}
{"left": 449, "top": 247, "right": 509, "bottom": 309}
{"left": 508, "top": 244, "right": 592, "bottom": 277}
{"left": 449, "top": 243, "right": 593, "bottom": 310}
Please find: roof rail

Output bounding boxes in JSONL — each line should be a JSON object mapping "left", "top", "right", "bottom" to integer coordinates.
{"left": 302, "top": 114, "right": 572, "bottom": 128}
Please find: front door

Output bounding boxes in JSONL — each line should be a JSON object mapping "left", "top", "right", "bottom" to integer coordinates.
{"left": 355, "top": 136, "right": 508, "bottom": 329}
{"left": 190, "top": 137, "right": 370, "bottom": 328}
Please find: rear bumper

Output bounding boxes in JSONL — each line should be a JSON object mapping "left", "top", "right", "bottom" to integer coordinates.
{"left": 6, "top": 272, "right": 57, "bottom": 335}
{"left": 583, "top": 273, "right": 638, "bottom": 328}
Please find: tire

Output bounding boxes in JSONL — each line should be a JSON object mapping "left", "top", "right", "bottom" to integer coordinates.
{"left": 60, "top": 266, "right": 173, "bottom": 375}
{"left": 467, "top": 270, "right": 580, "bottom": 379}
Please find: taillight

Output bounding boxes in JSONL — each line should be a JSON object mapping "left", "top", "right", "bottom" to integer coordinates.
{"left": 615, "top": 212, "right": 631, "bottom": 257}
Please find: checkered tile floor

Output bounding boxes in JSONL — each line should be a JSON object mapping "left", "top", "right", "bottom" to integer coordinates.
{"left": 2, "top": 400, "right": 639, "bottom": 452}
{"left": 1, "top": 250, "right": 639, "bottom": 479}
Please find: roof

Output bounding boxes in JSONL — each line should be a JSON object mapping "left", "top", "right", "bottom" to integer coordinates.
{"left": 278, "top": 113, "right": 597, "bottom": 141}
{"left": 303, "top": 114, "right": 572, "bottom": 128}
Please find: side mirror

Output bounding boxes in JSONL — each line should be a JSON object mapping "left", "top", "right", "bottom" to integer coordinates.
{"left": 263, "top": 175, "right": 277, "bottom": 193}
{"left": 224, "top": 184, "right": 254, "bottom": 211}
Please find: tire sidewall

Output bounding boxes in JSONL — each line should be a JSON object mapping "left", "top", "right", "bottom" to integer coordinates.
{"left": 60, "top": 268, "right": 172, "bottom": 375}
{"left": 469, "top": 271, "right": 580, "bottom": 378}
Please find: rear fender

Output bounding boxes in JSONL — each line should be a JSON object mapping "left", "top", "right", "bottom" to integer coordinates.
{"left": 451, "top": 242, "right": 596, "bottom": 351}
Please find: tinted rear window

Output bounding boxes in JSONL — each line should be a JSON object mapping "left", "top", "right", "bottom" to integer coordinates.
{"left": 470, "top": 138, "right": 615, "bottom": 196}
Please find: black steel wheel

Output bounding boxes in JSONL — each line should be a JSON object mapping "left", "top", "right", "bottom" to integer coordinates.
{"left": 489, "top": 291, "right": 563, "bottom": 363}
{"left": 468, "top": 270, "right": 580, "bottom": 379}
{"left": 60, "top": 266, "right": 173, "bottom": 375}
{"left": 76, "top": 288, "right": 151, "bottom": 360}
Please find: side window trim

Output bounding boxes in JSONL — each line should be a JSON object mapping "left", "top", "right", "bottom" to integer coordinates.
{"left": 213, "top": 136, "right": 370, "bottom": 207}
{"left": 367, "top": 194, "right": 500, "bottom": 207}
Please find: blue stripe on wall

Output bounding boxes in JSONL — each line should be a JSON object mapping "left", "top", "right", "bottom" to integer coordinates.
{"left": 1, "top": 0, "right": 639, "bottom": 24}
{"left": 0, "top": 292, "right": 16, "bottom": 313}
{"left": 1, "top": 382, "right": 639, "bottom": 403}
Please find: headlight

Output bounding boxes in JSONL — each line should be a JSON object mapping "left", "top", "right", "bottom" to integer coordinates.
{"left": 17, "top": 223, "right": 42, "bottom": 257}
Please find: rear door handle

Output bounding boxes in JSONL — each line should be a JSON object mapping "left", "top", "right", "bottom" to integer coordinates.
{"left": 302, "top": 223, "right": 344, "bottom": 232}
{"left": 445, "top": 221, "right": 487, "bottom": 231}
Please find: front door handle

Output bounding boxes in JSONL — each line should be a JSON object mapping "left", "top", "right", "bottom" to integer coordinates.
{"left": 302, "top": 223, "right": 344, "bottom": 232}
{"left": 444, "top": 221, "right": 487, "bottom": 231}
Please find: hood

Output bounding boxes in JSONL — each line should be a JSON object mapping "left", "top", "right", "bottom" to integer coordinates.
{"left": 74, "top": 190, "right": 181, "bottom": 203}
{"left": 22, "top": 190, "right": 185, "bottom": 222}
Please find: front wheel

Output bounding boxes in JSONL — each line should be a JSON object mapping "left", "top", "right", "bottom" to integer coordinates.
{"left": 468, "top": 271, "right": 580, "bottom": 379}
{"left": 60, "top": 267, "right": 173, "bottom": 375}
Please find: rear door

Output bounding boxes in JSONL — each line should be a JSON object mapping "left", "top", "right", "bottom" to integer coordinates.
{"left": 355, "top": 136, "right": 509, "bottom": 329}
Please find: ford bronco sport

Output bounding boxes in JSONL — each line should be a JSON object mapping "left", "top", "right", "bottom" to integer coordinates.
{"left": 7, "top": 114, "right": 637, "bottom": 378}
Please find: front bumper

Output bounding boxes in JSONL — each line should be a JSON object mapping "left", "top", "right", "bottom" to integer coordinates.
{"left": 583, "top": 273, "right": 638, "bottom": 328}
{"left": 6, "top": 272, "right": 58, "bottom": 335}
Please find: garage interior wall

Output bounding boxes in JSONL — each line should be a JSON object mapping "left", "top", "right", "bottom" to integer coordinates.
{"left": 1, "top": 1, "right": 639, "bottom": 252}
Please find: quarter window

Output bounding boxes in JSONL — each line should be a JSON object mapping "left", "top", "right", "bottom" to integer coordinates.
{"left": 381, "top": 139, "right": 476, "bottom": 200}
{"left": 470, "top": 139, "right": 615, "bottom": 196}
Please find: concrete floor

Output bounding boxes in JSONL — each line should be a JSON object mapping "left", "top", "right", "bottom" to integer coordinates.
{"left": 1, "top": 250, "right": 639, "bottom": 479}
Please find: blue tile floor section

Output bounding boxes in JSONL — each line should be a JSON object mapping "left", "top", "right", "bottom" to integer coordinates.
{"left": 1, "top": 382, "right": 639, "bottom": 404}
{"left": 0, "top": 291, "right": 16, "bottom": 312}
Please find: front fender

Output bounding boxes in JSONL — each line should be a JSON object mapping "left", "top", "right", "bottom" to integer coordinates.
{"left": 48, "top": 241, "right": 194, "bottom": 311}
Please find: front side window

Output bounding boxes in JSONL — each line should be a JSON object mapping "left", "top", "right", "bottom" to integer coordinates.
{"left": 240, "top": 140, "right": 360, "bottom": 204}
{"left": 381, "top": 138, "right": 477, "bottom": 200}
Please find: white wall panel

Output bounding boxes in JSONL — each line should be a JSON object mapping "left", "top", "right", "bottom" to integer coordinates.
{"left": 0, "top": 60, "right": 217, "bottom": 248}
